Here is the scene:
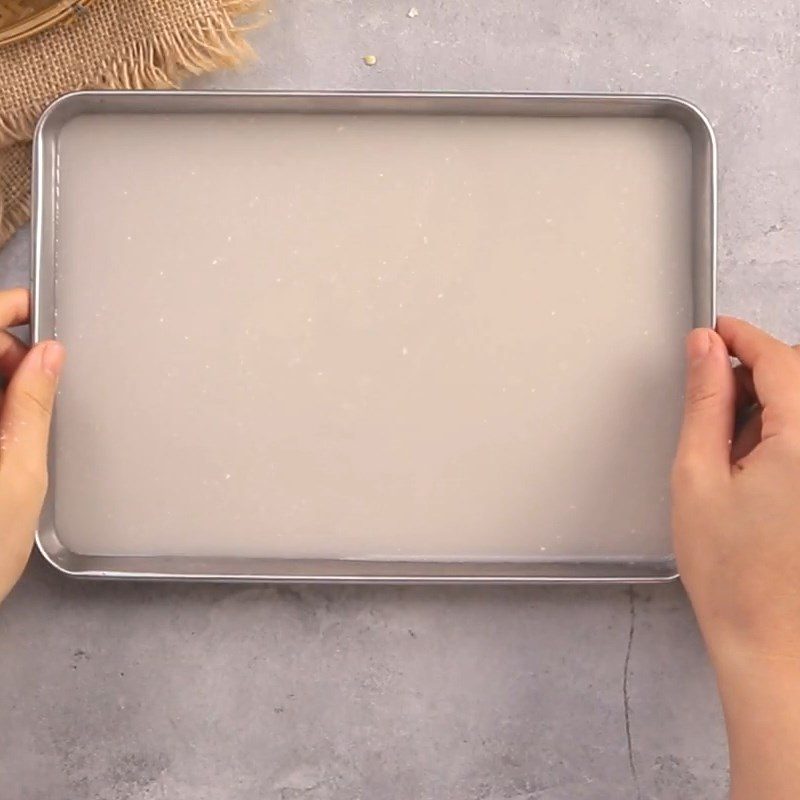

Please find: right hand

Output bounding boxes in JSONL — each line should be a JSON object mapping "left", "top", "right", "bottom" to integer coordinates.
{"left": 672, "top": 317, "right": 800, "bottom": 665}
{"left": 671, "top": 316, "right": 800, "bottom": 800}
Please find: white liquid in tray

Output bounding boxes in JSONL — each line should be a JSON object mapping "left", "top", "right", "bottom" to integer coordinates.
{"left": 52, "top": 112, "right": 692, "bottom": 560}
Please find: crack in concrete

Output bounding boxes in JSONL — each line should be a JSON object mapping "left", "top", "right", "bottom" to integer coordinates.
{"left": 623, "top": 586, "right": 642, "bottom": 800}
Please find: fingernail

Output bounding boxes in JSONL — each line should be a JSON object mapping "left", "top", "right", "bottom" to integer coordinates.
{"left": 40, "top": 341, "right": 65, "bottom": 378}
{"left": 686, "top": 329, "right": 712, "bottom": 364}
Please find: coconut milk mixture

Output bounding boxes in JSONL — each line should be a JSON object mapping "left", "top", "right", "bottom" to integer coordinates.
{"left": 52, "top": 112, "right": 692, "bottom": 559}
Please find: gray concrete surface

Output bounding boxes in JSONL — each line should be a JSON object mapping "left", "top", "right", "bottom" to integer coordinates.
{"left": 1, "top": 1, "right": 799, "bottom": 797}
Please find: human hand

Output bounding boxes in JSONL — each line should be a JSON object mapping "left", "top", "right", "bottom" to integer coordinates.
{"left": 0, "top": 288, "right": 64, "bottom": 603}
{"left": 672, "top": 316, "right": 800, "bottom": 662}
{"left": 672, "top": 316, "right": 800, "bottom": 799}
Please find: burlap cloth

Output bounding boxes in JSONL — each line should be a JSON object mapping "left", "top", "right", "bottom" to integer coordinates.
{"left": 0, "top": 0, "right": 262, "bottom": 247}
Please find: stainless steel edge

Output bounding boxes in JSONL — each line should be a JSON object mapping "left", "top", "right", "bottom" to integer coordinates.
{"left": 32, "top": 90, "right": 714, "bottom": 584}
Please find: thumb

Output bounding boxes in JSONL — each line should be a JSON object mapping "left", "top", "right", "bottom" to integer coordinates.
{"left": 0, "top": 341, "right": 65, "bottom": 487}
{"left": 673, "top": 328, "right": 735, "bottom": 484}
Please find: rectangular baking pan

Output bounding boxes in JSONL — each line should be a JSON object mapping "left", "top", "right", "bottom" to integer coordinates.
{"left": 31, "top": 91, "right": 716, "bottom": 583}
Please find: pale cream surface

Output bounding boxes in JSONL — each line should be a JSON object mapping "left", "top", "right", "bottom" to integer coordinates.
{"left": 52, "top": 112, "right": 692, "bottom": 560}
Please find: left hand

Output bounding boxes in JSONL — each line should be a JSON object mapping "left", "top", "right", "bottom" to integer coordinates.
{"left": 0, "top": 288, "right": 65, "bottom": 603}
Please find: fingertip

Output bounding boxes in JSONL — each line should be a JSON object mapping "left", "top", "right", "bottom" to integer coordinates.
{"left": 716, "top": 315, "right": 740, "bottom": 339}
{"left": 39, "top": 341, "right": 65, "bottom": 378}
{"left": 18, "top": 341, "right": 66, "bottom": 380}
{"left": 686, "top": 328, "right": 713, "bottom": 363}
{"left": 708, "top": 328, "right": 730, "bottom": 360}
{"left": 685, "top": 328, "right": 729, "bottom": 365}
{"left": 5, "top": 286, "right": 30, "bottom": 309}
{"left": 0, "top": 287, "right": 31, "bottom": 329}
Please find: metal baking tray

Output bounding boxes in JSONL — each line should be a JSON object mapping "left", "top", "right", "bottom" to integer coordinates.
{"left": 31, "top": 91, "right": 716, "bottom": 583}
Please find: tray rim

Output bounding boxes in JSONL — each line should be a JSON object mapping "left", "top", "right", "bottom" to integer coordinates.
{"left": 31, "top": 89, "right": 717, "bottom": 584}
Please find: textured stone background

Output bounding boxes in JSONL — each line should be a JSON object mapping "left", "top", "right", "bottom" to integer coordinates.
{"left": 2, "top": 2, "right": 799, "bottom": 798}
